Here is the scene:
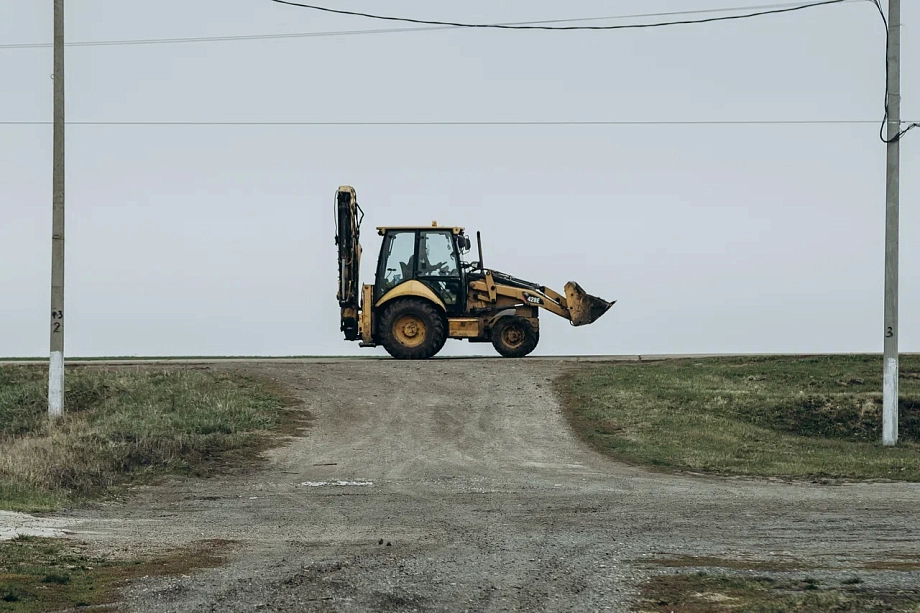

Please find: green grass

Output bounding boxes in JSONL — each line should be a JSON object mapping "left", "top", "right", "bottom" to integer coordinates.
{"left": 0, "top": 365, "right": 299, "bottom": 512}
{"left": 0, "top": 536, "right": 231, "bottom": 613}
{"left": 637, "top": 572, "right": 920, "bottom": 613}
{"left": 561, "top": 355, "right": 920, "bottom": 481}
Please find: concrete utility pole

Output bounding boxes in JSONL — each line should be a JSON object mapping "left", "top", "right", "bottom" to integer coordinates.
{"left": 882, "top": 0, "right": 900, "bottom": 446}
{"left": 49, "top": 0, "right": 65, "bottom": 418}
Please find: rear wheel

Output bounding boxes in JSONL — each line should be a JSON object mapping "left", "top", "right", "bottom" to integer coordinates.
{"left": 378, "top": 299, "right": 447, "bottom": 360}
{"left": 491, "top": 316, "right": 539, "bottom": 358}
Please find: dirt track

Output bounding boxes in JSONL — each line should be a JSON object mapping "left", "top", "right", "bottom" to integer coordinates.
{"left": 45, "top": 359, "right": 920, "bottom": 611}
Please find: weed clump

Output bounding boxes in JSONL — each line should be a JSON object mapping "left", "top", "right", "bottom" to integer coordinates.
{"left": 41, "top": 573, "right": 70, "bottom": 585}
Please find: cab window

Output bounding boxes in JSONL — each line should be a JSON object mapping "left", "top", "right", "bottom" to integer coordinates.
{"left": 378, "top": 231, "right": 416, "bottom": 296}
{"left": 417, "top": 231, "right": 462, "bottom": 308}
{"left": 417, "top": 231, "right": 459, "bottom": 278}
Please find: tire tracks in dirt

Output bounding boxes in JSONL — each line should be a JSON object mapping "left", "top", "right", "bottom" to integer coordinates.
{"left": 41, "top": 359, "right": 920, "bottom": 612}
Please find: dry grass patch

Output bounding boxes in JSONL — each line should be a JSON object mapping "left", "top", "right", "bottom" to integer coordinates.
{"left": 0, "top": 536, "right": 232, "bottom": 613}
{"left": 0, "top": 365, "right": 301, "bottom": 512}
{"left": 864, "top": 560, "right": 920, "bottom": 571}
{"left": 561, "top": 355, "right": 920, "bottom": 481}
{"left": 637, "top": 572, "right": 920, "bottom": 613}
{"left": 646, "top": 555, "right": 806, "bottom": 572}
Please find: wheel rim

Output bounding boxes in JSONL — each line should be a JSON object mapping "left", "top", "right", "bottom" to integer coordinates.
{"left": 501, "top": 325, "right": 526, "bottom": 350}
{"left": 393, "top": 315, "right": 428, "bottom": 348}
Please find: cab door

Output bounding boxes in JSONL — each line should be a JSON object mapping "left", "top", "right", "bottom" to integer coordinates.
{"left": 416, "top": 230, "right": 465, "bottom": 315}
{"left": 374, "top": 230, "right": 417, "bottom": 303}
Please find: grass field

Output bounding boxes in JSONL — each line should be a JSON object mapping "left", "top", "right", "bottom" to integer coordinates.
{"left": 0, "top": 365, "right": 297, "bottom": 512}
{"left": 561, "top": 355, "right": 920, "bottom": 481}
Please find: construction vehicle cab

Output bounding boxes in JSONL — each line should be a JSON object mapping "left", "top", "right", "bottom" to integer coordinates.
{"left": 335, "top": 186, "right": 615, "bottom": 360}
{"left": 376, "top": 225, "right": 469, "bottom": 314}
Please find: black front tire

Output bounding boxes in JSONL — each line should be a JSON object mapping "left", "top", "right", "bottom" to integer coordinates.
{"left": 491, "top": 316, "right": 539, "bottom": 358}
{"left": 378, "top": 298, "right": 447, "bottom": 360}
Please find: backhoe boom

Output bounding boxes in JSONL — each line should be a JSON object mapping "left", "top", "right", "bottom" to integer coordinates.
{"left": 335, "top": 186, "right": 362, "bottom": 341}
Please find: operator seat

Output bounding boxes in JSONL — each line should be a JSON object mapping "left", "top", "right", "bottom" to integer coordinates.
{"left": 400, "top": 255, "right": 416, "bottom": 282}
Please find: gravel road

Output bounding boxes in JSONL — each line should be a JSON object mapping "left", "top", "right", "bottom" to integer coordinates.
{"left": 44, "top": 359, "right": 920, "bottom": 611}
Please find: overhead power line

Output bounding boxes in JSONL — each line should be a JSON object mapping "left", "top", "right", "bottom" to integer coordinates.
{"left": 0, "top": 1, "right": 868, "bottom": 49}
{"left": 870, "top": 0, "right": 919, "bottom": 143}
{"left": 268, "top": 0, "right": 852, "bottom": 30}
{"left": 0, "top": 120, "right": 902, "bottom": 127}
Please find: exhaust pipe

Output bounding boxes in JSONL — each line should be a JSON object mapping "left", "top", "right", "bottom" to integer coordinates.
{"left": 564, "top": 282, "right": 615, "bottom": 327}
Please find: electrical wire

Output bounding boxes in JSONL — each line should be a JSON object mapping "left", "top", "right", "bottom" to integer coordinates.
{"left": 266, "top": 0, "right": 913, "bottom": 144}
{"left": 0, "top": 1, "right": 869, "bottom": 49}
{"left": 0, "top": 120, "right": 899, "bottom": 127}
{"left": 870, "top": 0, "right": 919, "bottom": 143}
{"left": 1, "top": 0, "right": 902, "bottom": 141}
{"left": 268, "top": 0, "right": 851, "bottom": 30}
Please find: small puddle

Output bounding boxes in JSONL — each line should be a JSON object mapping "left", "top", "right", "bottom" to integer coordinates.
{"left": 301, "top": 480, "right": 373, "bottom": 487}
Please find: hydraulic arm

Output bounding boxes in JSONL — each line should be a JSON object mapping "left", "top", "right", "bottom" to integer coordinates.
{"left": 335, "top": 186, "right": 363, "bottom": 341}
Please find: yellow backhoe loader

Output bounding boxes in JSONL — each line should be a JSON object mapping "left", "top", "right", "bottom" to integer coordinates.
{"left": 335, "top": 186, "right": 615, "bottom": 359}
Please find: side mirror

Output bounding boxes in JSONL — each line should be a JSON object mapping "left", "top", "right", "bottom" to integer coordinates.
{"left": 462, "top": 235, "right": 472, "bottom": 251}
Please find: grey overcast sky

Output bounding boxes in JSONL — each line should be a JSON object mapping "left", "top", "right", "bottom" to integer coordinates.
{"left": 1, "top": 0, "right": 917, "bottom": 357}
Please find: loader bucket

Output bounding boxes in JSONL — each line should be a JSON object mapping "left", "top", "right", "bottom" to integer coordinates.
{"left": 565, "top": 282, "right": 615, "bottom": 327}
